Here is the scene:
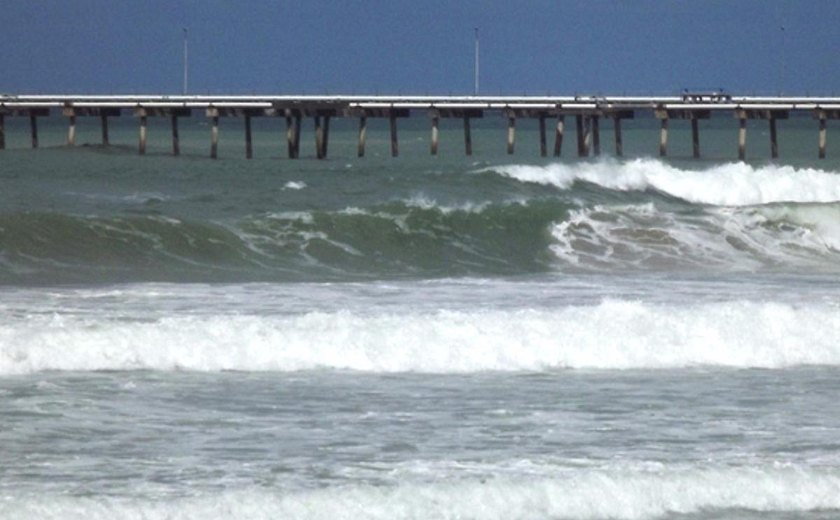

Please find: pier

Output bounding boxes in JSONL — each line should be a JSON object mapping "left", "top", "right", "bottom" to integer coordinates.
{"left": 2, "top": 94, "right": 839, "bottom": 159}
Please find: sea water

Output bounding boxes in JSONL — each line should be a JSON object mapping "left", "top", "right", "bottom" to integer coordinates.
{"left": 2, "top": 114, "right": 840, "bottom": 519}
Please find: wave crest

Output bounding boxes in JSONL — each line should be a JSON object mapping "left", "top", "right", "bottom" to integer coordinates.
{"left": 488, "top": 159, "right": 840, "bottom": 206}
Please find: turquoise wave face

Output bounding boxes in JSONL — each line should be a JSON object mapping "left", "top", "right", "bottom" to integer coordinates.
{"left": 3, "top": 195, "right": 840, "bottom": 284}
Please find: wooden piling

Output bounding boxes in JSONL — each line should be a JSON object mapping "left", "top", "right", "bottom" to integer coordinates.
{"left": 210, "top": 115, "right": 219, "bottom": 159}
{"left": 659, "top": 118, "right": 668, "bottom": 157}
{"left": 286, "top": 115, "right": 298, "bottom": 159}
{"left": 30, "top": 114, "right": 38, "bottom": 148}
{"left": 554, "top": 115, "right": 564, "bottom": 157}
{"left": 293, "top": 114, "right": 301, "bottom": 158}
{"left": 430, "top": 114, "right": 439, "bottom": 156}
{"left": 245, "top": 114, "right": 253, "bottom": 159}
{"left": 591, "top": 116, "right": 600, "bottom": 156}
{"left": 769, "top": 117, "right": 778, "bottom": 159}
{"left": 67, "top": 115, "right": 76, "bottom": 146}
{"left": 539, "top": 114, "right": 547, "bottom": 157}
{"left": 464, "top": 115, "right": 473, "bottom": 156}
{"left": 314, "top": 116, "right": 324, "bottom": 159}
{"left": 389, "top": 112, "right": 399, "bottom": 157}
{"left": 738, "top": 117, "right": 747, "bottom": 161}
{"left": 819, "top": 116, "right": 827, "bottom": 159}
{"left": 575, "top": 115, "right": 585, "bottom": 157}
{"left": 613, "top": 117, "right": 623, "bottom": 157}
{"left": 0, "top": 115, "right": 5, "bottom": 150}
{"left": 139, "top": 115, "right": 147, "bottom": 155}
{"left": 506, "top": 115, "right": 515, "bottom": 154}
{"left": 101, "top": 114, "right": 110, "bottom": 146}
{"left": 323, "top": 116, "right": 331, "bottom": 158}
{"left": 691, "top": 117, "right": 700, "bottom": 158}
{"left": 171, "top": 115, "right": 180, "bottom": 156}
{"left": 358, "top": 115, "right": 367, "bottom": 157}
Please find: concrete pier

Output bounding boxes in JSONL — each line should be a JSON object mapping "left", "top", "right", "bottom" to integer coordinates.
{"left": 2, "top": 94, "right": 839, "bottom": 160}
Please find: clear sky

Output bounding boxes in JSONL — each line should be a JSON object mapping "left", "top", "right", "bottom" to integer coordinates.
{"left": 2, "top": 0, "right": 838, "bottom": 96}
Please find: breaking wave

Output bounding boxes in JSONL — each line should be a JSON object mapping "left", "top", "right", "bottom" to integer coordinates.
{"left": 3, "top": 465, "right": 840, "bottom": 519}
{"left": 3, "top": 299, "right": 840, "bottom": 374}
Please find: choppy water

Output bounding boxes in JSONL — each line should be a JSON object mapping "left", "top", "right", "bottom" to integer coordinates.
{"left": 2, "top": 114, "right": 840, "bottom": 519}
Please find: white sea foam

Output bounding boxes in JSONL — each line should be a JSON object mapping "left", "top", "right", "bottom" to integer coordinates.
{"left": 3, "top": 299, "right": 840, "bottom": 374}
{"left": 488, "top": 159, "right": 840, "bottom": 206}
{"left": 549, "top": 202, "right": 840, "bottom": 270}
{"left": 3, "top": 465, "right": 840, "bottom": 519}
{"left": 283, "top": 181, "right": 307, "bottom": 190}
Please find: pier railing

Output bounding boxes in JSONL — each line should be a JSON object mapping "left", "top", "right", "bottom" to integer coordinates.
{"left": 2, "top": 95, "right": 839, "bottom": 159}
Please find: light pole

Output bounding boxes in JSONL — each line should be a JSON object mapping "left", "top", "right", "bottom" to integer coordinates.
{"left": 474, "top": 27, "right": 480, "bottom": 96}
{"left": 183, "top": 28, "right": 189, "bottom": 95}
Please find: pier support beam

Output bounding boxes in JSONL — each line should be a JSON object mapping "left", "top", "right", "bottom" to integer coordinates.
{"left": 659, "top": 118, "right": 669, "bottom": 157}
{"left": 0, "top": 115, "right": 5, "bottom": 150}
{"left": 358, "top": 115, "right": 367, "bottom": 157}
{"left": 429, "top": 112, "right": 439, "bottom": 156}
{"left": 819, "top": 117, "right": 827, "bottom": 159}
{"left": 30, "top": 115, "right": 38, "bottom": 148}
{"left": 314, "top": 116, "right": 324, "bottom": 159}
{"left": 613, "top": 117, "right": 623, "bottom": 157}
{"left": 655, "top": 109, "right": 708, "bottom": 159}
{"left": 101, "top": 114, "right": 110, "bottom": 146}
{"left": 244, "top": 115, "right": 253, "bottom": 159}
{"left": 390, "top": 112, "right": 399, "bottom": 157}
{"left": 286, "top": 113, "right": 301, "bottom": 159}
{"left": 691, "top": 118, "right": 700, "bottom": 158}
{"left": 67, "top": 115, "right": 76, "bottom": 146}
{"left": 139, "top": 115, "right": 148, "bottom": 155}
{"left": 506, "top": 114, "right": 515, "bottom": 154}
{"left": 210, "top": 115, "right": 219, "bottom": 159}
{"left": 591, "top": 116, "right": 600, "bottom": 156}
{"left": 737, "top": 117, "right": 747, "bottom": 161}
{"left": 554, "top": 115, "right": 565, "bottom": 157}
{"left": 812, "top": 109, "right": 840, "bottom": 159}
{"left": 575, "top": 115, "right": 589, "bottom": 157}
{"left": 463, "top": 115, "right": 473, "bottom": 156}
{"left": 769, "top": 118, "right": 778, "bottom": 159}
{"left": 539, "top": 114, "right": 547, "bottom": 157}
{"left": 171, "top": 115, "right": 180, "bottom": 156}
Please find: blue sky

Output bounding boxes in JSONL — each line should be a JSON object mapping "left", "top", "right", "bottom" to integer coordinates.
{"left": 2, "top": 0, "right": 838, "bottom": 96}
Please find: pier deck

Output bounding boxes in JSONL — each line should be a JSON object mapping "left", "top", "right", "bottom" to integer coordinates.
{"left": 2, "top": 94, "right": 839, "bottom": 159}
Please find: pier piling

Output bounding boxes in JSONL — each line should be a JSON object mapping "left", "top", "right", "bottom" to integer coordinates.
{"left": 659, "top": 118, "right": 669, "bottom": 157}
{"left": 358, "top": 115, "right": 367, "bottom": 157}
{"left": 506, "top": 113, "right": 516, "bottom": 154}
{"left": 171, "top": 115, "right": 180, "bottom": 156}
{"left": 738, "top": 119, "right": 747, "bottom": 161}
{"left": 613, "top": 117, "right": 623, "bottom": 157}
{"left": 2, "top": 94, "right": 839, "bottom": 161}
{"left": 245, "top": 115, "right": 253, "bottom": 159}
{"left": 554, "top": 115, "right": 565, "bottom": 157}
{"left": 101, "top": 114, "right": 110, "bottom": 146}
{"left": 211, "top": 115, "right": 219, "bottom": 159}
{"left": 67, "top": 115, "right": 76, "bottom": 146}
{"left": 539, "top": 114, "right": 547, "bottom": 157}
{"left": 819, "top": 116, "right": 827, "bottom": 159}
{"left": 30, "top": 114, "right": 38, "bottom": 148}
{"left": 390, "top": 112, "right": 399, "bottom": 157}
{"left": 139, "top": 116, "right": 147, "bottom": 155}
{"left": 464, "top": 115, "right": 473, "bottom": 156}
{"left": 429, "top": 111, "right": 439, "bottom": 156}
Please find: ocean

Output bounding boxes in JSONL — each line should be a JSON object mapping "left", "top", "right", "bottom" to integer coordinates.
{"left": 2, "top": 113, "right": 840, "bottom": 519}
